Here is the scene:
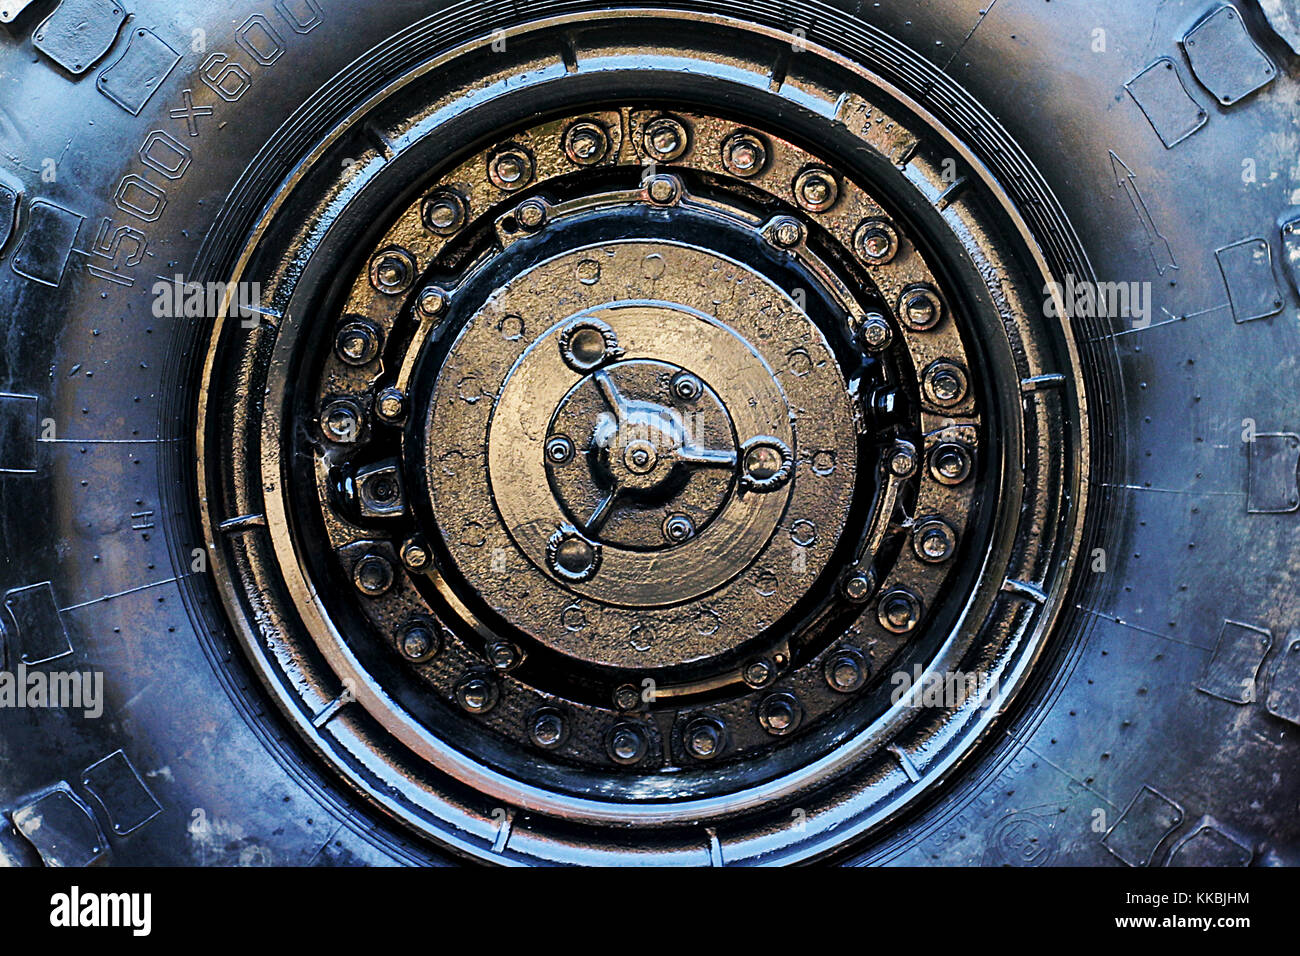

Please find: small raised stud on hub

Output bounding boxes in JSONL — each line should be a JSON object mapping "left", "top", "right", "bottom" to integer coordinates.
{"left": 399, "top": 621, "right": 440, "bottom": 661}
{"left": 794, "top": 166, "right": 839, "bottom": 212}
{"left": 607, "top": 723, "right": 649, "bottom": 765}
{"left": 825, "top": 648, "right": 868, "bottom": 693}
{"left": 854, "top": 219, "right": 898, "bottom": 263}
{"left": 930, "top": 442, "right": 972, "bottom": 485}
{"left": 422, "top": 190, "right": 467, "bottom": 235}
{"left": 758, "top": 693, "right": 801, "bottom": 736}
{"left": 530, "top": 708, "right": 568, "bottom": 749}
{"left": 878, "top": 588, "right": 922, "bottom": 633}
{"left": 455, "top": 674, "right": 499, "bottom": 714}
{"left": 335, "top": 317, "right": 381, "bottom": 366}
{"left": 488, "top": 145, "right": 534, "bottom": 192}
{"left": 913, "top": 517, "right": 957, "bottom": 563}
{"left": 740, "top": 436, "right": 793, "bottom": 492}
{"left": 563, "top": 120, "right": 609, "bottom": 165}
{"left": 353, "top": 552, "right": 394, "bottom": 596}
{"left": 642, "top": 116, "right": 689, "bottom": 161}
{"left": 721, "top": 131, "right": 767, "bottom": 177}
{"left": 683, "top": 717, "right": 726, "bottom": 760}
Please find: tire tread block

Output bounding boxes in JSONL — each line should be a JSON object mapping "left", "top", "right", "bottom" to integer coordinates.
{"left": 1103, "top": 785, "right": 1184, "bottom": 866}
{"left": 1124, "top": 58, "right": 1207, "bottom": 148}
{"left": 81, "top": 749, "right": 162, "bottom": 835}
{"left": 1216, "top": 237, "right": 1284, "bottom": 323}
{"left": 1197, "top": 620, "right": 1272, "bottom": 704}
{"left": 1182, "top": 4, "right": 1276, "bottom": 106}
{"left": 95, "top": 27, "right": 181, "bottom": 115}
{"left": 32, "top": 0, "right": 126, "bottom": 75}
{"left": 3, "top": 582, "right": 73, "bottom": 666}
{"left": 10, "top": 785, "right": 107, "bottom": 867}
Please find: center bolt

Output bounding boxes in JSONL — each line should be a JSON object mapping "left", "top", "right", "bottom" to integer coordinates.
{"left": 662, "top": 513, "right": 696, "bottom": 544}
{"left": 545, "top": 435, "right": 575, "bottom": 464}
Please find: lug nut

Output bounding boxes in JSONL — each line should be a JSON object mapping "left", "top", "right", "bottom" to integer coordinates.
{"left": 515, "top": 198, "right": 547, "bottom": 230}
{"left": 923, "top": 360, "right": 968, "bottom": 407}
{"left": 721, "top": 131, "right": 767, "bottom": 177}
{"left": 455, "top": 674, "right": 499, "bottom": 714}
{"left": 842, "top": 568, "right": 876, "bottom": 604}
{"left": 886, "top": 440, "right": 919, "bottom": 479}
{"left": 399, "top": 621, "right": 440, "bottom": 661}
{"left": 854, "top": 219, "right": 898, "bottom": 263}
{"left": 930, "top": 442, "right": 972, "bottom": 485}
{"left": 825, "top": 649, "right": 868, "bottom": 693}
{"left": 899, "top": 285, "right": 943, "bottom": 330}
{"left": 416, "top": 285, "right": 448, "bottom": 317}
{"left": 545, "top": 435, "right": 575, "bottom": 465}
{"left": 321, "top": 398, "right": 364, "bottom": 444}
{"left": 670, "top": 371, "right": 703, "bottom": 402}
{"left": 335, "top": 318, "right": 381, "bottom": 366}
{"left": 563, "top": 120, "right": 609, "bottom": 165}
{"left": 646, "top": 175, "right": 680, "bottom": 205}
{"left": 399, "top": 537, "right": 431, "bottom": 571}
{"left": 613, "top": 683, "right": 641, "bottom": 711}
{"left": 369, "top": 248, "right": 415, "bottom": 294}
{"left": 770, "top": 216, "right": 804, "bottom": 249}
{"left": 683, "top": 717, "right": 725, "bottom": 760}
{"left": 794, "top": 166, "right": 838, "bottom": 212}
{"left": 353, "top": 552, "right": 394, "bottom": 596}
{"left": 488, "top": 146, "right": 533, "bottom": 191}
{"left": 662, "top": 513, "right": 696, "bottom": 544}
{"left": 486, "top": 640, "right": 522, "bottom": 671}
{"left": 375, "top": 386, "right": 405, "bottom": 423}
{"left": 858, "top": 313, "right": 893, "bottom": 351}
{"left": 878, "top": 588, "right": 922, "bottom": 634}
{"left": 743, "top": 659, "right": 774, "bottom": 688}
{"left": 758, "top": 693, "right": 801, "bottom": 736}
{"left": 642, "top": 116, "right": 688, "bottom": 161}
{"left": 423, "top": 190, "right": 467, "bottom": 235}
{"left": 530, "top": 709, "right": 568, "bottom": 749}
{"left": 913, "top": 517, "right": 957, "bottom": 563}
{"left": 548, "top": 528, "right": 600, "bottom": 581}
{"left": 608, "top": 722, "right": 650, "bottom": 765}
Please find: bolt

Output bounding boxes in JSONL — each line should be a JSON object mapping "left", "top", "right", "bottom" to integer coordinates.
{"left": 794, "top": 166, "right": 838, "bottom": 212}
{"left": 923, "top": 360, "right": 968, "bottom": 407}
{"left": 743, "top": 659, "right": 773, "bottom": 687}
{"left": 399, "top": 537, "right": 431, "bottom": 571}
{"left": 613, "top": 683, "right": 641, "bottom": 711}
{"left": 930, "top": 442, "right": 972, "bottom": 485}
{"left": 855, "top": 219, "right": 898, "bottom": 263}
{"left": 900, "top": 286, "right": 942, "bottom": 330}
{"left": 722, "top": 131, "right": 767, "bottom": 177}
{"left": 770, "top": 216, "right": 804, "bottom": 249}
{"left": 560, "top": 319, "right": 617, "bottom": 371}
{"left": 321, "top": 399, "right": 364, "bottom": 444}
{"left": 825, "top": 650, "right": 867, "bottom": 693}
{"left": 887, "top": 441, "right": 918, "bottom": 479}
{"left": 913, "top": 518, "right": 957, "bottom": 563}
{"left": 646, "top": 175, "right": 679, "bottom": 205}
{"left": 624, "top": 439, "right": 658, "bottom": 475}
{"left": 608, "top": 723, "right": 649, "bottom": 764}
{"left": 335, "top": 319, "right": 381, "bottom": 366}
{"left": 375, "top": 386, "right": 405, "bottom": 423}
{"left": 643, "top": 116, "right": 688, "bottom": 161}
{"left": 530, "top": 709, "right": 567, "bottom": 749}
{"left": 842, "top": 569, "right": 875, "bottom": 604}
{"left": 564, "top": 121, "right": 609, "bottom": 165}
{"left": 399, "top": 622, "right": 439, "bottom": 660}
{"left": 663, "top": 513, "right": 696, "bottom": 544}
{"left": 548, "top": 529, "right": 600, "bottom": 581}
{"left": 353, "top": 552, "right": 394, "bottom": 596}
{"left": 545, "top": 435, "right": 575, "bottom": 465}
{"left": 670, "top": 372, "right": 702, "bottom": 402}
{"left": 486, "top": 640, "right": 522, "bottom": 671}
{"left": 515, "top": 198, "right": 547, "bottom": 229}
{"left": 758, "top": 694, "right": 801, "bottom": 735}
{"left": 369, "top": 249, "right": 414, "bottom": 294}
{"left": 423, "top": 191, "right": 467, "bottom": 235}
{"left": 683, "top": 717, "right": 724, "bottom": 759}
{"left": 417, "top": 285, "right": 448, "bottom": 317}
{"left": 858, "top": 313, "right": 893, "bottom": 351}
{"left": 488, "top": 147, "right": 533, "bottom": 191}
{"left": 878, "top": 588, "right": 922, "bottom": 634}
{"left": 455, "top": 675, "right": 498, "bottom": 714}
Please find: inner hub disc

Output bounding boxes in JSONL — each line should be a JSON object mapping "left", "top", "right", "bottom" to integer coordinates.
{"left": 429, "top": 245, "right": 857, "bottom": 669}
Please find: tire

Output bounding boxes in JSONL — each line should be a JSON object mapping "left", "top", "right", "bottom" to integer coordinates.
{"left": 0, "top": 0, "right": 1295, "bottom": 867}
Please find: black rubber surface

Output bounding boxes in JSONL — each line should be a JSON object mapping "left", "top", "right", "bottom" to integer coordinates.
{"left": 0, "top": 0, "right": 1297, "bottom": 866}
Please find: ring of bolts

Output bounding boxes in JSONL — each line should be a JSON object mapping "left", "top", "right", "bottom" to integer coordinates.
{"left": 316, "top": 113, "right": 978, "bottom": 762}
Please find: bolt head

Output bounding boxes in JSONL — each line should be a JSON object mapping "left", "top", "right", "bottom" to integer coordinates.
{"left": 670, "top": 372, "right": 703, "bottom": 402}
{"left": 771, "top": 216, "right": 804, "bottom": 248}
{"left": 745, "top": 445, "right": 783, "bottom": 480}
{"left": 370, "top": 249, "right": 414, "bottom": 294}
{"left": 858, "top": 314, "right": 893, "bottom": 351}
{"left": 565, "top": 121, "right": 608, "bottom": 164}
{"left": 486, "top": 641, "right": 521, "bottom": 670}
{"left": 400, "top": 622, "right": 438, "bottom": 660}
{"left": 878, "top": 589, "right": 922, "bottom": 633}
{"left": 662, "top": 513, "right": 696, "bottom": 544}
{"left": 456, "top": 675, "right": 498, "bottom": 714}
{"left": 930, "top": 443, "right": 972, "bottom": 485}
{"left": 375, "top": 386, "right": 405, "bottom": 422}
{"left": 321, "top": 399, "right": 363, "bottom": 444}
{"left": 722, "top": 132, "right": 767, "bottom": 177}
{"left": 608, "top": 723, "right": 649, "bottom": 764}
{"left": 743, "top": 659, "right": 773, "bottom": 687}
{"left": 644, "top": 117, "right": 687, "bottom": 160}
{"left": 545, "top": 435, "right": 575, "bottom": 464}
{"left": 515, "top": 198, "right": 547, "bottom": 229}
{"left": 530, "top": 710, "right": 567, "bottom": 749}
{"left": 914, "top": 519, "right": 956, "bottom": 563}
{"left": 613, "top": 683, "right": 641, "bottom": 711}
{"left": 887, "top": 442, "right": 918, "bottom": 478}
{"left": 825, "top": 651, "right": 867, "bottom": 693}
{"left": 646, "top": 175, "right": 679, "bottom": 204}
{"left": 758, "top": 694, "right": 800, "bottom": 735}
{"left": 488, "top": 147, "right": 533, "bottom": 191}
{"left": 683, "top": 718, "right": 724, "bottom": 759}
{"left": 399, "top": 538, "right": 431, "bottom": 571}
{"left": 842, "top": 569, "right": 875, "bottom": 603}
{"left": 900, "top": 286, "right": 942, "bottom": 330}
{"left": 924, "top": 361, "right": 968, "bottom": 406}
{"left": 794, "top": 166, "right": 839, "bottom": 212}
{"left": 423, "top": 192, "right": 466, "bottom": 234}
{"left": 548, "top": 529, "right": 600, "bottom": 581}
{"left": 855, "top": 219, "right": 897, "bottom": 263}
{"left": 335, "top": 320, "right": 380, "bottom": 366}
{"left": 353, "top": 553, "right": 394, "bottom": 596}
